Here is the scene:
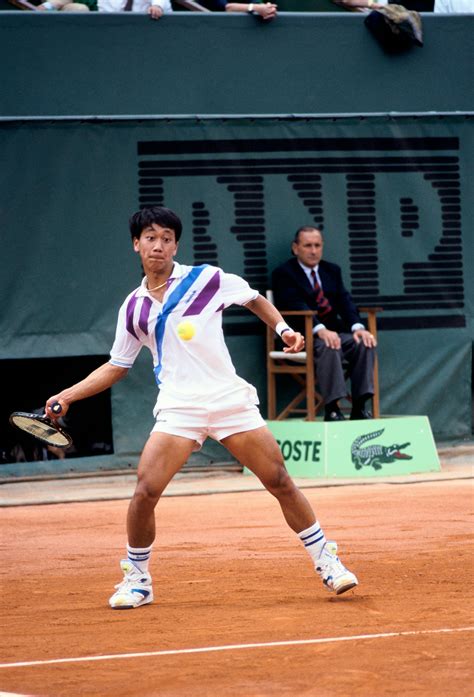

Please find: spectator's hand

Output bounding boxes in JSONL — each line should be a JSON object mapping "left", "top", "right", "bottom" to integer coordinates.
{"left": 353, "top": 329, "right": 377, "bottom": 348}
{"left": 148, "top": 5, "right": 164, "bottom": 19}
{"left": 317, "top": 328, "right": 341, "bottom": 350}
{"left": 282, "top": 330, "right": 305, "bottom": 354}
{"left": 254, "top": 2, "right": 277, "bottom": 19}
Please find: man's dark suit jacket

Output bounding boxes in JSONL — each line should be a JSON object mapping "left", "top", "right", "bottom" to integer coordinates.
{"left": 271, "top": 257, "right": 362, "bottom": 334}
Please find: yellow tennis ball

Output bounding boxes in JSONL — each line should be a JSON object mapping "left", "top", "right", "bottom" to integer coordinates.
{"left": 177, "top": 320, "right": 196, "bottom": 341}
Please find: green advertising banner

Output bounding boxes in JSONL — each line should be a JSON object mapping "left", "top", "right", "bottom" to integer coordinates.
{"left": 253, "top": 416, "right": 441, "bottom": 478}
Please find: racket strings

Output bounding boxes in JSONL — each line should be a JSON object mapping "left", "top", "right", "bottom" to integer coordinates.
{"left": 10, "top": 414, "right": 71, "bottom": 448}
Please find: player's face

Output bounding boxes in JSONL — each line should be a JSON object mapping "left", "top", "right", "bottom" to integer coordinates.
{"left": 134, "top": 224, "right": 178, "bottom": 274}
{"left": 291, "top": 229, "right": 323, "bottom": 268}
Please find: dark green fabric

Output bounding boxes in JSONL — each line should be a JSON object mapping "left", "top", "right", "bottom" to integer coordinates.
{"left": 0, "top": 13, "right": 473, "bottom": 117}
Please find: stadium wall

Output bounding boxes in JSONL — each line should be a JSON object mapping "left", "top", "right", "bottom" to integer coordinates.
{"left": 0, "top": 14, "right": 473, "bottom": 117}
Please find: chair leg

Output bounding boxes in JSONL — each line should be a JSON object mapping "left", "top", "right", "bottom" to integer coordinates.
{"left": 290, "top": 374, "right": 318, "bottom": 421}
{"left": 306, "top": 372, "right": 316, "bottom": 420}
{"left": 372, "top": 355, "right": 380, "bottom": 418}
{"left": 362, "top": 307, "right": 381, "bottom": 418}
{"left": 277, "top": 388, "right": 307, "bottom": 420}
{"left": 267, "top": 370, "right": 277, "bottom": 420}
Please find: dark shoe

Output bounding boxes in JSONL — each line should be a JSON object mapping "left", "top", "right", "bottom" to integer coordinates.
{"left": 325, "top": 409, "right": 345, "bottom": 422}
{"left": 350, "top": 408, "right": 373, "bottom": 420}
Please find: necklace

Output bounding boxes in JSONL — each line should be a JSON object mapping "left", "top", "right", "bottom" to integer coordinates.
{"left": 147, "top": 279, "right": 169, "bottom": 292}
{"left": 146, "top": 264, "right": 174, "bottom": 293}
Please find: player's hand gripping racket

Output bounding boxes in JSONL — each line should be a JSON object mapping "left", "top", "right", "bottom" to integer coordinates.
{"left": 9, "top": 403, "right": 73, "bottom": 449}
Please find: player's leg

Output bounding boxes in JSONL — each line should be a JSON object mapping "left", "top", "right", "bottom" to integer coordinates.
{"left": 127, "top": 431, "right": 197, "bottom": 546}
{"left": 221, "top": 425, "right": 358, "bottom": 595}
{"left": 222, "top": 425, "right": 314, "bottom": 532}
{"left": 110, "top": 432, "right": 196, "bottom": 609}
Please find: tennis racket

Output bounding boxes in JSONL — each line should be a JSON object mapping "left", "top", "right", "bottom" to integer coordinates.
{"left": 9, "top": 402, "right": 73, "bottom": 449}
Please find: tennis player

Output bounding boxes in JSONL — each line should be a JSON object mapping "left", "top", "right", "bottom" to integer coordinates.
{"left": 45, "top": 206, "right": 358, "bottom": 608}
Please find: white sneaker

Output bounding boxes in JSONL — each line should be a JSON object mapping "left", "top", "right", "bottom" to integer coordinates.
{"left": 316, "top": 541, "right": 358, "bottom": 595}
{"left": 109, "top": 560, "right": 154, "bottom": 609}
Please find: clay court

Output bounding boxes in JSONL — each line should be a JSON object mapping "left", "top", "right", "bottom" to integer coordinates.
{"left": 1, "top": 467, "right": 473, "bottom": 697}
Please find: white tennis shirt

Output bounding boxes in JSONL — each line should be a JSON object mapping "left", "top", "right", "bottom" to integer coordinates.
{"left": 109, "top": 262, "right": 260, "bottom": 409}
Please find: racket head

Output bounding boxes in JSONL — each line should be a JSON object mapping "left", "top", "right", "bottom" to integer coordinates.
{"left": 9, "top": 411, "right": 73, "bottom": 449}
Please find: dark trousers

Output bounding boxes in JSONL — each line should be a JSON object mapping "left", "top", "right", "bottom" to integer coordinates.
{"left": 314, "top": 332, "right": 376, "bottom": 405}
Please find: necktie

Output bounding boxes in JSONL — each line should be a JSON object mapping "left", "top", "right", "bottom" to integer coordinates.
{"left": 310, "top": 269, "right": 332, "bottom": 317}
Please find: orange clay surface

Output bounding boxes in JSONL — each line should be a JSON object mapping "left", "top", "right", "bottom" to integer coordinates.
{"left": 0, "top": 478, "right": 473, "bottom": 697}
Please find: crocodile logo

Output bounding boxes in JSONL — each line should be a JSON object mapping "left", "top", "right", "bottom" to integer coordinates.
{"left": 351, "top": 428, "right": 412, "bottom": 471}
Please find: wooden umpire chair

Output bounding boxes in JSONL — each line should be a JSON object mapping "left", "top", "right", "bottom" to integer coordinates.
{"left": 266, "top": 290, "right": 382, "bottom": 421}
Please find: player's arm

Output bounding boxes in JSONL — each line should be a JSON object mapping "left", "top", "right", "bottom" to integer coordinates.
{"left": 45, "top": 362, "right": 128, "bottom": 419}
{"left": 244, "top": 294, "right": 305, "bottom": 353}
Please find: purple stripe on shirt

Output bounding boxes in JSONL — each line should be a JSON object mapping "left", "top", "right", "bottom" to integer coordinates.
{"left": 138, "top": 296, "right": 152, "bottom": 335}
{"left": 182, "top": 270, "right": 220, "bottom": 316}
{"left": 125, "top": 293, "right": 139, "bottom": 339}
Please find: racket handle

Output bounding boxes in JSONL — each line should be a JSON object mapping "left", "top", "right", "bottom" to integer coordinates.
{"left": 51, "top": 402, "right": 63, "bottom": 415}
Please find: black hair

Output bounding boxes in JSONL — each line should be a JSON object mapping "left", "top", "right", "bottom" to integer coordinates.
{"left": 129, "top": 206, "right": 183, "bottom": 242}
{"left": 293, "top": 225, "right": 323, "bottom": 244}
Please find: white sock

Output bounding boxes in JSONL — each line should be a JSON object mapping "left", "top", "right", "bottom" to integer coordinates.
{"left": 298, "top": 521, "right": 327, "bottom": 565}
{"left": 127, "top": 543, "right": 153, "bottom": 573}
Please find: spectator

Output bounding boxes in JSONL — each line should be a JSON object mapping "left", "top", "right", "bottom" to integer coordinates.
{"left": 38, "top": 0, "right": 277, "bottom": 16}
{"left": 434, "top": 0, "right": 473, "bottom": 11}
{"left": 272, "top": 226, "right": 377, "bottom": 422}
{"left": 332, "top": 0, "right": 434, "bottom": 11}
{"left": 38, "top": 0, "right": 96, "bottom": 11}
{"left": 201, "top": 0, "right": 278, "bottom": 18}
{"left": 97, "top": 0, "right": 171, "bottom": 16}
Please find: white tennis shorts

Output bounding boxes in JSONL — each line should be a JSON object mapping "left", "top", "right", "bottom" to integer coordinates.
{"left": 151, "top": 390, "right": 265, "bottom": 448}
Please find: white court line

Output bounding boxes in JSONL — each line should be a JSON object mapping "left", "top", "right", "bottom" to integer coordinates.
{"left": 1, "top": 626, "right": 472, "bottom": 670}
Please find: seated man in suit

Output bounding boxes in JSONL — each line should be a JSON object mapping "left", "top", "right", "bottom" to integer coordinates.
{"left": 272, "top": 226, "right": 377, "bottom": 421}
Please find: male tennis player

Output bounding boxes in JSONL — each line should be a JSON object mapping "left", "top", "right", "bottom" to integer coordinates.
{"left": 45, "top": 206, "right": 358, "bottom": 608}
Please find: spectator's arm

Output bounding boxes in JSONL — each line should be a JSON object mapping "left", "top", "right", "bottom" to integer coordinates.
{"left": 226, "top": 2, "right": 277, "bottom": 19}
{"left": 38, "top": 0, "right": 70, "bottom": 9}
{"left": 332, "top": 0, "right": 387, "bottom": 9}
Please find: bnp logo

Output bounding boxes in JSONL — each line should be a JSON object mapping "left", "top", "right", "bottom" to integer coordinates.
{"left": 351, "top": 428, "right": 412, "bottom": 471}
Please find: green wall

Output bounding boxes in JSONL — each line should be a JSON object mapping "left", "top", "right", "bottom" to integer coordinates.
{"left": 1, "top": 13, "right": 473, "bottom": 117}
